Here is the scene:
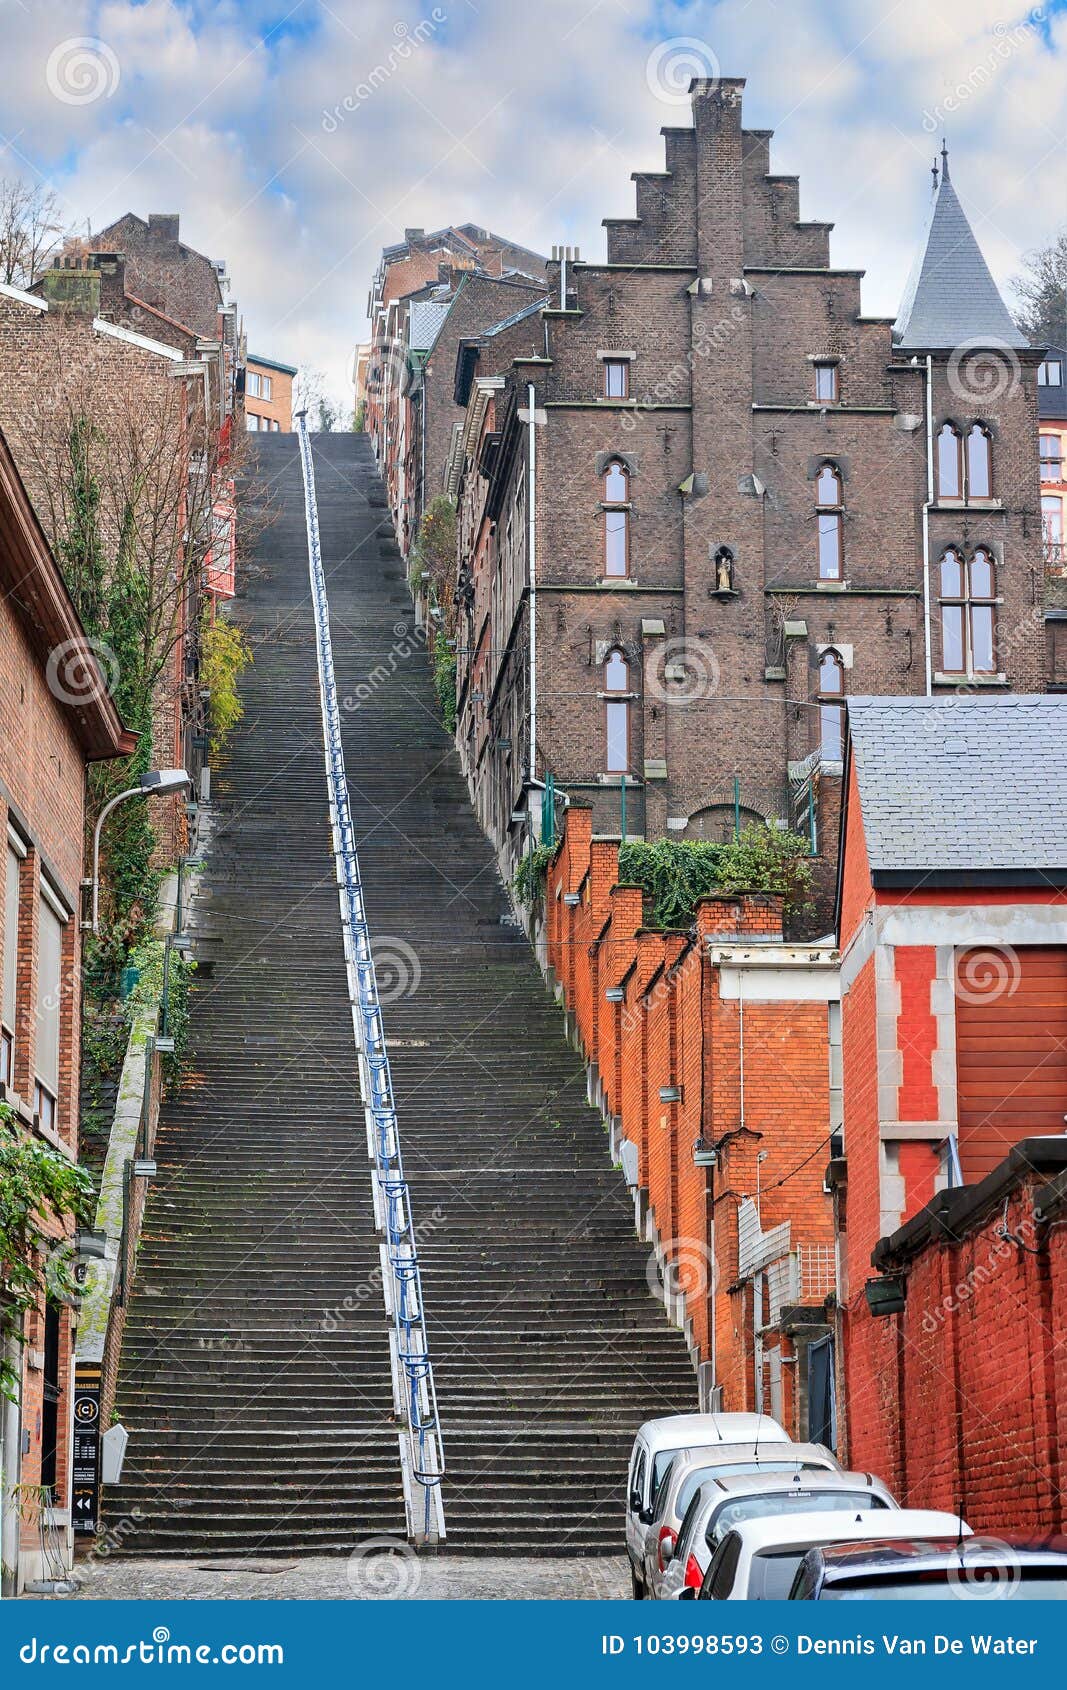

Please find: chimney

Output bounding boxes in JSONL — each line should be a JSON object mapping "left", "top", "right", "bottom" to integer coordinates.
{"left": 437, "top": 261, "right": 453, "bottom": 285}
{"left": 403, "top": 227, "right": 425, "bottom": 247}
{"left": 41, "top": 256, "right": 100, "bottom": 315}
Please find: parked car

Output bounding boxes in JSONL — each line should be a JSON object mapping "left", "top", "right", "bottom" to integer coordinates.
{"left": 626, "top": 1414, "right": 788, "bottom": 1599}
{"left": 658, "top": 1469, "right": 898, "bottom": 1599}
{"left": 642, "top": 1443, "right": 844, "bottom": 1599}
{"left": 692, "top": 1510, "right": 970, "bottom": 1600}
{"left": 789, "top": 1534, "right": 1067, "bottom": 1600}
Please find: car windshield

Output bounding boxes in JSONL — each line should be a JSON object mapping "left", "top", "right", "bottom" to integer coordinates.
{"left": 676, "top": 1461, "right": 826, "bottom": 1519}
{"left": 749, "top": 1549, "right": 809, "bottom": 1600}
{"left": 821, "top": 1568, "right": 1067, "bottom": 1601}
{"left": 709, "top": 1492, "right": 888, "bottom": 1548}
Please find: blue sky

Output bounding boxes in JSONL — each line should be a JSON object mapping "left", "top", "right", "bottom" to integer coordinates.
{"left": 1, "top": 0, "right": 1064, "bottom": 401}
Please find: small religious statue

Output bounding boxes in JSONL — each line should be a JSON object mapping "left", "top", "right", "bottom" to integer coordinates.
{"left": 714, "top": 548, "right": 734, "bottom": 593}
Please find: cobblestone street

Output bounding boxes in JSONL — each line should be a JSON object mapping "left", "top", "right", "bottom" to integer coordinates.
{"left": 48, "top": 1556, "right": 628, "bottom": 1602}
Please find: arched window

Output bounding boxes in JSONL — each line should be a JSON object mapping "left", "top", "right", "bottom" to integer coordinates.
{"left": 937, "top": 423, "right": 963, "bottom": 500}
{"left": 818, "top": 649, "right": 845, "bottom": 763}
{"left": 815, "top": 462, "right": 843, "bottom": 581}
{"left": 939, "top": 547, "right": 997, "bottom": 675}
{"left": 602, "top": 460, "right": 629, "bottom": 578}
{"left": 966, "top": 424, "right": 992, "bottom": 499}
{"left": 604, "top": 648, "right": 630, "bottom": 773}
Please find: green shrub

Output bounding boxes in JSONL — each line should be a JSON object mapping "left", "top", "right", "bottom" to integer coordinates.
{"left": 201, "top": 610, "right": 253, "bottom": 758}
{"left": 618, "top": 825, "right": 812, "bottom": 927}
{"left": 514, "top": 844, "right": 555, "bottom": 906}
{"left": 433, "top": 638, "right": 457, "bottom": 734}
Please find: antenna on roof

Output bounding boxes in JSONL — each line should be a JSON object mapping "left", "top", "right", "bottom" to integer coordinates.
{"left": 956, "top": 1498, "right": 966, "bottom": 1550}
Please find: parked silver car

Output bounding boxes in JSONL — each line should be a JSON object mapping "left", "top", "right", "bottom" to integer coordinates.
{"left": 641, "top": 1441, "right": 842, "bottom": 1599}
{"left": 658, "top": 1468, "right": 898, "bottom": 1599}
{"left": 790, "top": 1534, "right": 1067, "bottom": 1600}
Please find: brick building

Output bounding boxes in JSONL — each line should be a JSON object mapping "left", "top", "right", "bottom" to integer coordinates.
{"left": 450, "top": 85, "right": 1044, "bottom": 902}
{"left": 1040, "top": 347, "right": 1067, "bottom": 683}
{"left": 543, "top": 806, "right": 840, "bottom": 1442}
{"left": 833, "top": 694, "right": 1067, "bottom": 1525}
{"left": 0, "top": 277, "right": 220, "bottom": 846}
{"left": 0, "top": 428, "right": 130, "bottom": 1593}
{"left": 365, "top": 224, "right": 547, "bottom": 557}
{"left": 244, "top": 353, "right": 296, "bottom": 432}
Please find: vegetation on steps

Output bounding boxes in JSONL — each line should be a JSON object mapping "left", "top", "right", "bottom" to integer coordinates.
{"left": 201, "top": 608, "right": 253, "bottom": 758}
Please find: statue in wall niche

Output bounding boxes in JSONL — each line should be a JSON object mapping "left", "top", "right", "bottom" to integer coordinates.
{"left": 714, "top": 549, "right": 734, "bottom": 593}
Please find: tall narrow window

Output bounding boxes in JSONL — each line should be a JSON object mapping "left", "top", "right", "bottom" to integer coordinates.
{"left": 35, "top": 895, "right": 62, "bottom": 1134}
{"left": 1043, "top": 494, "right": 1064, "bottom": 566}
{"left": 1041, "top": 434, "right": 1064, "bottom": 483}
{"left": 603, "top": 460, "right": 630, "bottom": 578}
{"left": 603, "top": 360, "right": 629, "bottom": 399}
{"left": 815, "top": 462, "right": 843, "bottom": 580}
{"left": 937, "top": 423, "right": 963, "bottom": 499}
{"left": 818, "top": 649, "right": 845, "bottom": 762}
{"left": 966, "top": 424, "right": 992, "bottom": 499}
{"left": 814, "top": 363, "right": 838, "bottom": 403}
{"left": 1038, "top": 359, "right": 1063, "bottom": 387}
{"left": 939, "top": 547, "right": 997, "bottom": 675}
{"left": 604, "top": 648, "right": 630, "bottom": 774}
{"left": 1, "top": 844, "right": 20, "bottom": 1088}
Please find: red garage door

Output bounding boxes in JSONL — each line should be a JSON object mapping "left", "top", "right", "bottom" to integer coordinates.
{"left": 956, "top": 946, "right": 1067, "bottom": 1183}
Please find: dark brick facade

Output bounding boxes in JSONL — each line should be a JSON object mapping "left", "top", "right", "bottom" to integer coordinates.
{"left": 89, "top": 212, "right": 224, "bottom": 340}
{"left": 451, "top": 78, "right": 1046, "bottom": 897}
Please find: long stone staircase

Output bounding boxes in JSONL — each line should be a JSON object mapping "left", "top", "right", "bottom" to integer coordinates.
{"left": 105, "top": 431, "right": 695, "bottom": 1559}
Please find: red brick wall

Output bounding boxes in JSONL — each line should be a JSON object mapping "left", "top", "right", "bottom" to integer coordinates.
{"left": 848, "top": 1173, "right": 1067, "bottom": 1531}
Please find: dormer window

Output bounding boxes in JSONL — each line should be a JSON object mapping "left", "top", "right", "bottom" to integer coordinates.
{"left": 814, "top": 363, "right": 839, "bottom": 403}
{"left": 1038, "top": 358, "right": 1063, "bottom": 386}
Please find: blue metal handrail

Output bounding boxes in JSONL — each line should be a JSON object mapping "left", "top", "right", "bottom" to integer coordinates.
{"left": 294, "top": 416, "right": 445, "bottom": 1542}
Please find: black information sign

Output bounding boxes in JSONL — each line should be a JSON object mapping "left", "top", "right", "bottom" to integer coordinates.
{"left": 72, "top": 1363, "right": 101, "bottom": 1536}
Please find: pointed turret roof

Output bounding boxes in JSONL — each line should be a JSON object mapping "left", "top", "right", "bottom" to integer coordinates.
{"left": 894, "top": 146, "right": 1028, "bottom": 352}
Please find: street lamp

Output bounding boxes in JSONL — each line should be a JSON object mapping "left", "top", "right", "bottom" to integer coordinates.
{"left": 89, "top": 769, "right": 192, "bottom": 933}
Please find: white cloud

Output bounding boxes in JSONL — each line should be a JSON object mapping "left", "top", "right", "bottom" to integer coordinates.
{"left": 0, "top": 0, "right": 1063, "bottom": 400}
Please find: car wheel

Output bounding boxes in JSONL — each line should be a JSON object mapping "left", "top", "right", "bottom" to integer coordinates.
{"left": 631, "top": 1566, "right": 646, "bottom": 1600}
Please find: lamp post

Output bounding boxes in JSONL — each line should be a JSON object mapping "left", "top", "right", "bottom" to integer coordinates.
{"left": 89, "top": 769, "right": 192, "bottom": 934}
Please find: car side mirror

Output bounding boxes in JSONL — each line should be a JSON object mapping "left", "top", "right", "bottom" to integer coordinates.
{"left": 638, "top": 1507, "right": 654, "bottom": 1526}
{"left": 660, "top": 1539, "right": 675, "bottom": 1564}
{"left": 629, "top": 1489, "right": 642, "bottom": 1513}
{"left": 677, "top": 1587, "right": 696, "bottom": 1601}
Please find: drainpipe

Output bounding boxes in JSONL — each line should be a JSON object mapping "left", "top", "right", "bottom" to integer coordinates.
{"left": 919, "top": 354, "right": 934, "bottom": 696}
{"left": 0, "top": 1333, "right": 21, "bottom": 1595}
{"left": 526, "top": 381, "right": 538, "bottom": 788}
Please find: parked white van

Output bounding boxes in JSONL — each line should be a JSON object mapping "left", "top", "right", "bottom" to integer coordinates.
{"left": 626, "top": 1413, "right": 789, "bottom": 1598}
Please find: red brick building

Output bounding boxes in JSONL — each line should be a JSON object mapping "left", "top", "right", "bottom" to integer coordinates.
{"left": 450, "top": 86, "right": 1044, "bottom": 900}
{"left": 834, "top": 694, "right": 1067, "bottom": 1525}
{"left": 0, "top": 428, "right": 130, "bottom": 1593}
{"left": 543, "top": 806, "right": 840, "bottom": 1442}
{"left": 365, "top": 225, "right": 547, "bottom": 558}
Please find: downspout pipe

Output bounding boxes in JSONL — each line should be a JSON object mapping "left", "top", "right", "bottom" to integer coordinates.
{"left": 920, "top": 354, "right": 934, "bottom": 697}
{"left": 526, "top": 381, "right": 538, "bottom": 788}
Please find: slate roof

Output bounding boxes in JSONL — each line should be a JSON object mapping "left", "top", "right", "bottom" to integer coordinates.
{"left": 846, "top": 695, "right": 1067, "bottom": 882}
{"left": 894, "top": 156, "right": 1028, "bottom": 352}
{"left": 408, "top": 299, "right": 450, "bottom": 353}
